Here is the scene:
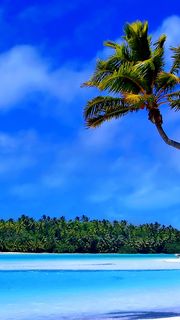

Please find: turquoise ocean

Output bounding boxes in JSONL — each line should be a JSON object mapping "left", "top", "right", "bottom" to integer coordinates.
{"left": 0, "top": 254, "right": 180, "bottom": 320}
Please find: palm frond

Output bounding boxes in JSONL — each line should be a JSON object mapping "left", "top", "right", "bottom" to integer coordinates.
{"left": 124, "top": 93, "right": 156, "bottom": 108}
{"left": 153, "top": 34, "right": 166, "bottom": 50}
{"left": 98, "top": 63, "right": 148, "bottom": 94}
{"left": 103, "top": 41, "right": 122, "bottom": 50}
{"left": 151, "top": 34, "right": 166, "bottom": 75}
{"left": 124, "top": 93, "right": 144, "bottom": 104}
{"left": 134, "top": 58, "right": 155, "bottom": 91}
{"left": 123, "top": 21, "right": 151, "bottom": 61}
{"left": 167, "top": 91, "right": 180, "bottom": 98}
{"left": 82, "top": 59, "right": 113, "bottom": 88}
{"left": 134, "top": 36, "right": 166, "bottom": 88}
{"left": 82, "top": 44, "right": 133, "bottom": 88}
{"left": 168, "top": 90, "right": 180, "bottom": 111}
{"left": 155, "top": 72, "right": 180, "bottom": 93}
{"left": 170, "top": 46, "right": 180, "bottom": 74}
{"left": 104, "top": 42, "right": 132, "bottom": 62}
{"left": 84, "top": 96, "right": 139, "bottom": 128}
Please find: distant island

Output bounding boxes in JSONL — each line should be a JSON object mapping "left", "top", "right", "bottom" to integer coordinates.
{"left": 0, "top": 215, "right": 179, "bottom": 253}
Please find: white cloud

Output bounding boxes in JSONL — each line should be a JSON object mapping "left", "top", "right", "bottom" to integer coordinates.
{"left": 0, "top": 130, "right": 44, "bottom": 176}
{"left": 0, "top": 46, "right": 48, "bottom": 108}
{"left": 47, "top": 65, "right": 92, "bottom": 103}
{"left": 153, "top": 15, "right": 180, "bottom": 47}
{"left": 10, "top": 183, "right": 39, "bottom": 198}
{"left": 125, "top": 185, "right": 180, "bottom": 210}
{"left": 153, "top": 15, "right": 180, "bottom": 69}
{"left": 4, "top": 121, "right": 121, "bottom": 195}
{"left": 79, "top": 120, "right": 122, "bottom": 150}
{"left": 0, "top": 45, "right": 92, "bottom": 110}
{"left": 18, "top": 2, "right": 80, "bottom": 22}
{"left": 0, "top": 130, "right": 37, "bottom": 151}
{"left": 88, "top": 151, "right": 180, "bottom": 212}
{"left": 40, "top": 119, "right": 121, "bottom": 191}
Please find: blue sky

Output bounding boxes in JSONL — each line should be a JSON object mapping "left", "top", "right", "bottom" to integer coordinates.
{"left": 0, "top": 0, "right": 180, "bottom": 226}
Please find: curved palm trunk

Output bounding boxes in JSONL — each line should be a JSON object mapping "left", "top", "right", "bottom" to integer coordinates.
{"left": 148, "top": 109, "right": 180, "bottom": 150}
{"left": 155, "top": 123, "right": 180, "bottom": 150}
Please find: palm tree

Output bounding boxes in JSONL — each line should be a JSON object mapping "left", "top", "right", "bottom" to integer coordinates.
{"left": 83, "top": 21, "right": 180, "bottom": 149}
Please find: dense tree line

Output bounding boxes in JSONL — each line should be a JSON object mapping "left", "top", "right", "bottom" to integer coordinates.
{"left": 0, "top": 215, "right": 180, "bottom": 253}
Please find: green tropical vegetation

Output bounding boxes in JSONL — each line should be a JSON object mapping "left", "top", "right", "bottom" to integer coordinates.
{"left": 0, "top": 215, "right": 180, "bottom": 253}
{"left": 83, "top": 21, "right": 180, "bottom": 149}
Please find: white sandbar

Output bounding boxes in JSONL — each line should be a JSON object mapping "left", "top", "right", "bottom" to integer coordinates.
{"left": 157, "top": 318, "right": 180, "bottom": 320}
{"left": 0, "top": 258, "right": 180, "bottom": 270}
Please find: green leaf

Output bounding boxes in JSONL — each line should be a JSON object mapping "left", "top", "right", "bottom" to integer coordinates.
{"left": 170, "top": 46, "right": 180, "bottom": 74}
{"left": 84, "top": 96, "right": 139, "bottom": 128}
{"left": 155, "top": 72, "right": 180, "bottom": 93}
{"left": 98, "top": 63, "right": 147, "bottom": 94}
{"left": 123, "top": 21, "right": 151, "bottom": 61}
{"left": 168, "top": 91, "right": 180, "bottom": 111}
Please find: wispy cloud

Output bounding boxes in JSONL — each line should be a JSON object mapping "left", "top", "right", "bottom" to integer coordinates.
{"left": 0, "top": 45, "right": 92, "bottom": 110}
{"left": 88, "top": 149, "right": 180, "bottom": 216}
{"left": 0, "top": 46, "right": 49, "bottom": 109}
{"left": 153, "top": 15, "right": 180, "bottom": 47}
{"left": 18, "top": 1, "right": 82, "bottom": 22}
{"left": 153, "top": 15, "right": 180, "bottom": 69}
{"left": 0, "top": 130, "right": 56, "bottom": 179}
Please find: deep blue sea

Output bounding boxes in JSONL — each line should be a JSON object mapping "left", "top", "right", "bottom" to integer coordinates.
{"left": 0, "top": 254, "right": 180, "bottom": 320}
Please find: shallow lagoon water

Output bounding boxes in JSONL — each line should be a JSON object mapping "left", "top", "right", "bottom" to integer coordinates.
{"left": 0, "top": 254, "right": 180, "bottom": 319}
